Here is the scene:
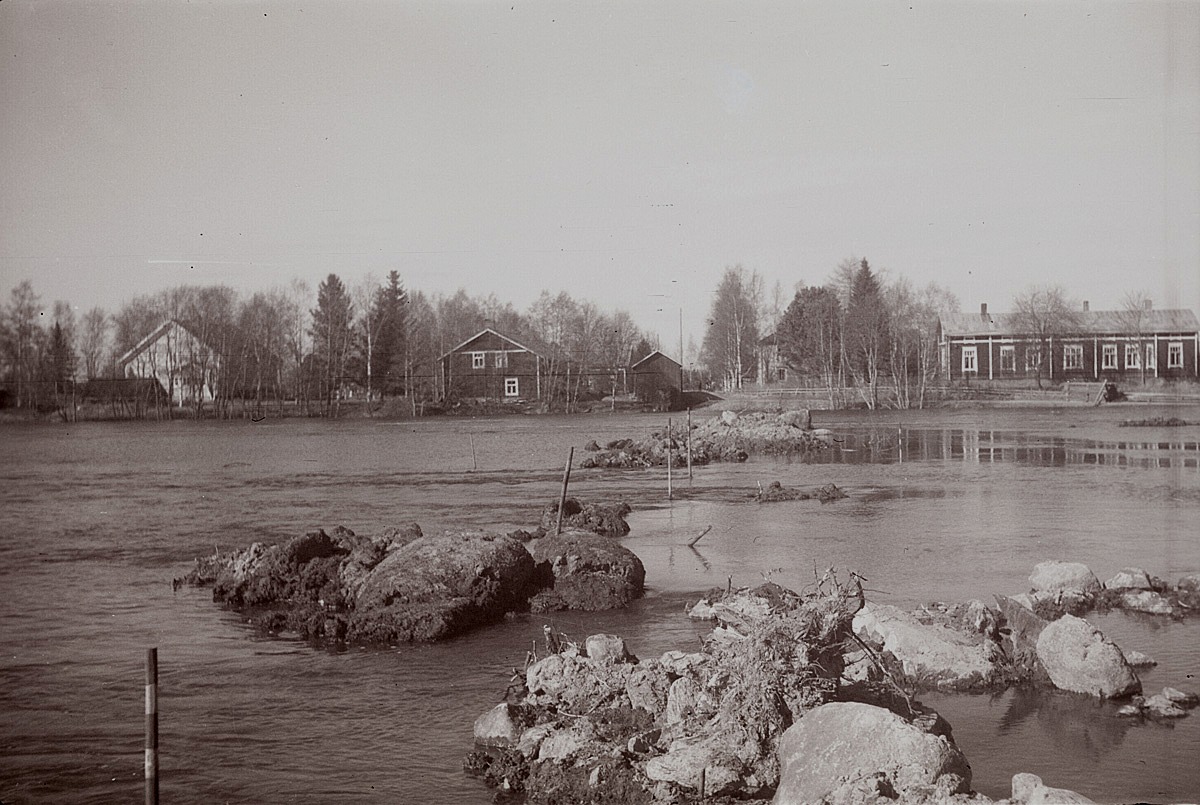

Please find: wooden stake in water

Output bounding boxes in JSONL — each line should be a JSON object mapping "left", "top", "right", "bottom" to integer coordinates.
{"left": 667, "top": 418, "right": 673, "bottom": 500}
{"left": 469, "top": 432, "right": 477, "bottom": 471}
{"left": 145, "top": 648, "right": 159, "bottom": 805}
{"left": 555, "top": 447, "right": 574, "bottom": 535}
{"left": 686, "top": 408, "right": 693, "bottom": 479}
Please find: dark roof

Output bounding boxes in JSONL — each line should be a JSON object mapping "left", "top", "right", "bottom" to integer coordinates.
{"left": 940, "top": 308, "right": 1199, "bottom": 338}
{"left": 631, "top": 350, "right": 681, "bottom": 371}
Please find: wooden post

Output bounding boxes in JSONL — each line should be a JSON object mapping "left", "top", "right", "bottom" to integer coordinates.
{"left": 145, "top": 648, "right": 159, "bottom": 805}
{"left": 555, "top": 447, "right": 574, "bottom": 535}
{"left": 686, "top": 408, "right": 693, "bottom": 479}
{"left": 469, "top": 432, "right": 477, "bottom": 471}
{"left": 667, "top": 418, "right": 673, "bottom": 500}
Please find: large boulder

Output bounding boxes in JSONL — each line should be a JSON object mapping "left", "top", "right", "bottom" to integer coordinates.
{"left": 852, "top": 603, "right": 1001, "bottom": 690}
{"left": 773, "top": 702, "right": 972, "bottom": 804}
{"left": 349, "top": 531, "right": 537, "bottom": 643}
{"left": 1035, "top": 614, "right": 1140, "bottom": 698}
{"left": 526, "top": 530, "right": 645, "bottom": 611}
{"left": 1029, "top": 561, "right": 1102, "bottom": 596}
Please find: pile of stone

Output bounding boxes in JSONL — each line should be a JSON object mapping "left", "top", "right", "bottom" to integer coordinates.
{"left": 468, "top": 574, "right": 1119, "bottom": 804}
{"left": 578, "top": 410, "right": 834, "bottom": 469}
{"left": 752, "top": 480, "right": 848, "bottom": 503}
{"left": 179, "top": 499, "right": 643, "bottom": 646}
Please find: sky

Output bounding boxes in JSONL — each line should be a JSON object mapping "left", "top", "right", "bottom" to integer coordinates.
{"left": 2, "top": 0, "right": 1198, "bottom": 355}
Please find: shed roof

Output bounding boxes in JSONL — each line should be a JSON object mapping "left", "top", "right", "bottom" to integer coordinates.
{"left": 631, "top": 350, "right": 681, "bottom": 371}
{"left": 117, "top": 319, "right": 210, "bottom": 368}
{"left": 440, "top": 328, "right": 542, "bottom": 360}
{"left": 940, "top": 308, "right": 1199, "bottom": 338}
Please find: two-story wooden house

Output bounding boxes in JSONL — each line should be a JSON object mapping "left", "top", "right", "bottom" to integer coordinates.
{"left": 440, "top": 328, "right": 545, "bottom": 401}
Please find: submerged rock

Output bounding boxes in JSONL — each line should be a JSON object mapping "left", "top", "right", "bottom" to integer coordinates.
{"left": 538, "top": 497, "right": 632, "bottom": 537}
{"left": 773, "top": 702, "right": 973, "bottom": 804}
{"left": 1104, "top": 567, "right": 1154, "bottom": 591}
{"left": 1034, "top": 614, "right": 1140, "bottom": 699}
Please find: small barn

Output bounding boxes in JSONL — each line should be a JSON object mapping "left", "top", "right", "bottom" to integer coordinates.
{"left": 440, "top": 328, "right": 544, "bottom": 401}
{"left": 631, "top": 350, "right": 682, "bottom": 409}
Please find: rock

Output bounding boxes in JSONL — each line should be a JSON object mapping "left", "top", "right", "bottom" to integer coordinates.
{"left": 474, "top": 703, "right": 523, "bottom": 747}
{"left": 1104, "top": 567, "right": 1153, "bottom": 590}
{"left": 1116, "top": 703, "right": 1144, "bottom": 717}
{"left": 852, "top": 603, "right": 1001, "bottom": 690}
{"left": 1029, "top": 561, "right": 1102, "bottom": 596}
{"left": 1177, "top": 573, "right": 1200, "bottom": 592}
{"left": 625, "top": 661, "right": 671, "bottom": 715}
{"left": 1034, "top": 614, "right": 1140, "bottom": 698}
{"left": 777, "top": 409, "right": 811, "bottom": 429}
{"left": 539, "top": 498, "right": 632, "bottom": 537}
{"left": 665, "top": 677, "right": 702, "bottom": 724}
{"left": 1123, "top": 649, "right": 1157, "bottom": 668}
{"left": 537, "top": 719, "right": 597, "bottom": 762}
{"left": 583, "top": 439, "right": 601, "bottom": 451}
{"left": 1011, "top": 772, "right": 1097, "bottom": 804}
{"left": 810, "top": 427, "right": 835, "bottom": 444}
{"left": 516, "top": 724, "right": 554, "bottom": 759}
{"left": 1143, "top": 694, "right": 1187, "bottom": 719}
{"left": 349, "top": 531, "right": 537, "bottom": 644}
{"left": 526, "top": 530, "right": 645, "bottom": 611}
{"left": 720, "top": 410, "right": 739, "bottom": 425}
{"left": 1120, "top": 590, "right": 1175, "bottom": 615}
{"left": 1161, "top": 686, "right": 1200, "bottom": 708}
{"left": 585, "top": 634, "right": 630, "bottom": 665}
{"left": 773, "top": 702, "right": 972, "bottom": 804}
{"left": 643, "top": 735, "right": 742, "bottom": 795}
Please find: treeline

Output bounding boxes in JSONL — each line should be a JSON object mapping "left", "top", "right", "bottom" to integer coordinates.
{"left": 0, "top": 273, "right": 656, "bottom": 418}
{"left": 701, "top": 259, "right": 959, "bottom": 409}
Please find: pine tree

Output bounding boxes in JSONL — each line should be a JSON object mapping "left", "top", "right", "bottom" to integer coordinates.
{"left": 310, "top": 274, "right": 354, "bottom": 416}
{"left": 371, "top": 270, "right": 408, "bottom": 398}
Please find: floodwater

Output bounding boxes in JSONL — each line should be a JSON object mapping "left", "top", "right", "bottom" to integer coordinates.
{"left": 1, "top": 406, "right": 1198, "bottom": 804}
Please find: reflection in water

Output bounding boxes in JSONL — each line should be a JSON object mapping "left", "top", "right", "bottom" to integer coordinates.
{"left": 801, "top": 428, "right": 1200, "bottom": 471}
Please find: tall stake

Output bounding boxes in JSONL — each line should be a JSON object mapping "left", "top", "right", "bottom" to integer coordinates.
{"left": 555, "top": 447, "right": 574, "bottom": 535}
{"left": 686, "top": 408, "right": 693, "bottom": 479}
{"left": 667, "top": 417, "right": 673, "bottom": 500}
{"left": 145, "top": 648, "right": 159, "bottom": 805}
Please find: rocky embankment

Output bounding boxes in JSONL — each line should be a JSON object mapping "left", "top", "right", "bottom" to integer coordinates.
{"left": 580, "top": 410, "right": 835, "bottom": 469}
{"left": 179, "top": 498, "right": 641, "bottom": 645}
{"left": 466, "top": 560, "right": 1200, "bottom": 804}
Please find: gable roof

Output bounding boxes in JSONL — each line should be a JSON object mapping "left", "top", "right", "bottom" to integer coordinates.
{"left": 117, "top": 319, "right": 212, "bottom": 368}
{"left": 631, "top": 350, "right": 681, "bottom": 371}
{"left": 940, "top": 308, "right": 1200, "bottom": 338}
{"left": 440, "top": 328, "right": 542, "bottom": 360}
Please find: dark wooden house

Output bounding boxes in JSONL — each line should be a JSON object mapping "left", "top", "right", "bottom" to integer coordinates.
{"left": 440, "top": 328, "right": 544, "bottom": 401}
{"left": 631, "top": 350, "right": 682, "bottom": 408}
{"left": 939, "top": 303, "right": 1200, "bottom": 382}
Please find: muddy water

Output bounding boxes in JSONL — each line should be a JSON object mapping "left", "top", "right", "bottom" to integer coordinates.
{"left": 0, "top": 407, "right": 1198, "bottom": 803}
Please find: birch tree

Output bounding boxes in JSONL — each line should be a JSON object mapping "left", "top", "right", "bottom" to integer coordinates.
{"left": 701, "top": 265, "right": 761, "bottom": 390}
{"left": 1009, "top": 285, "right": 1080, "bottom": 389}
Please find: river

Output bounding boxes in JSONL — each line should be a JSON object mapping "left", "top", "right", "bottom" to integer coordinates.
{"left": 1, "top": 406, "right": 1198, "bottom": 803}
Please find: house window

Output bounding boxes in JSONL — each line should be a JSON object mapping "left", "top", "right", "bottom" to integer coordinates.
{"left": 1063, "top": 344, "right": 1084, "bottom": 370}
{"left": 1026, "top": 348, "right": 1041, "bottom": 371}
{"left": 1145, "top": 343, "right": 1157, "bottom": 369}
{"left": 504, "top": 377, "right": 519, "bottom": 397}
{"left": 1101, "top": 344, "right": 1117, "bottom": 370}
{"left": 471, "top": 352, "right": 485, "bottom": 369}
{"left": 1125, "top": 344, "right": 1141, "bottom": 369}
{"left": 494, "top": 351, "right": 508, "bottom": 368}
{"left": 1168, "top": 342, "right": 1183, "bottom": 369}
{"left": 777, "top": 367, "right": 787, "bottom": 381}
{"left": 961, "top": 346, "right": 977, "bottom": 373}
{"left": 1000, "top": 345, "right": 1015, "bottom": 372}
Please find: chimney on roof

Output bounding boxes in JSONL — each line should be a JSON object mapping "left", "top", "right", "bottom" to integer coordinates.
{"left": 1144, "top": 299, "right": 1153, "bottom": 311}
{"left": 980, "top": 302, "right": 988, "bottom": 317}
{"left": 483, "top": 318, "right": 495, "bottom": 331}
{"left": 1082, "top": 300, "right": 1089, "bottom": 311}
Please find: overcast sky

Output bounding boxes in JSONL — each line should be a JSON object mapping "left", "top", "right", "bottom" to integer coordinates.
{"left": 2, "top": 0, "right": 1198, "bottom": 351}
